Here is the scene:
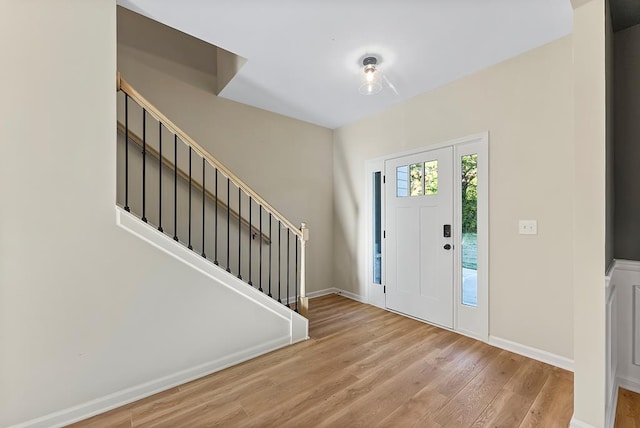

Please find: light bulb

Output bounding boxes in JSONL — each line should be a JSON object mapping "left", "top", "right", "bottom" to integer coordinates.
{"left": 365, "top": 65, "right": 376, "bottom": 82}
{"left": 359, "top": 57, "right": 382, "bottom": 95}
{"left": 359, "top": 65, "right": 382, "bottom": 95}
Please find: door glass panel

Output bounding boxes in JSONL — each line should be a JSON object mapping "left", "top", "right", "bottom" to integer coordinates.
{"left": 396, "top": 165, "right": 409, "bottom": 197}
{"left": 461, "top": 153, "right": 478, "bottom": 307}
{"left": 372, "top": 172, "right": 382, "bottom": 284}
{"left": 410, "top": 163, "right": 423, "bottom": 196}
{"left": 424, "top": 160, "right": 438, "bottom": 195}
{"left": 397, "top": 161, "right": 438, "bottom": 197}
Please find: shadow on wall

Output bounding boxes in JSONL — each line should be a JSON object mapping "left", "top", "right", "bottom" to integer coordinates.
{"left": 333, "top": 136, "right": 361, "bottom": 295}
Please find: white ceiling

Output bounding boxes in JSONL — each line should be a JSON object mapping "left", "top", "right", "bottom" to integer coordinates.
{"left": 119, "top": 0, "right": 573, "bottom": 129}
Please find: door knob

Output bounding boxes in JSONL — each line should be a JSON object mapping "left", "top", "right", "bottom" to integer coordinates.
{"left": 444, "top": 244, "right": 452, "bottom": 250}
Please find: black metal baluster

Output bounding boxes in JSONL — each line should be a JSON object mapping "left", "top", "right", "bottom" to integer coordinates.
{"left": 226, "top": 177, "right": 231, "bottom": 273}
{"left": 201, "top": 158, "right": 206, "bottom": 258}
{"left": 124, "top": 94, "right": 130, "bottom": 212}
{"left": 295, "top": 238, "right": 299, "bottom": 312}
{"left": 287, "top": 228, "right": 290, "bottom": 308}
{"left": 259, "top": 207, "right": 263, "bottom": 293}
{"left": 188, "top": 147, "right": 193, "bottom": 250}
{"left": 268, "top": 213, "right": 272, "bottom": 298}
{"left": 278, "top": 220, "right": 282, "bottom": 303}
{"left": 248, "top": 197, "right": 252, "bottom": 286}
{"left": 173, "top": 135, "right": 178, "bottom": 241}
{"left": 141, "top": 109, "right": 147, "bottom": 223}
{"left": 158, "top": 123, "right": 163, "bottom": 232}
{"left": 237, "top": 187, "right": 242, "bottom": 279}
{"left": 214, "top": 168, "right": 219, "bottom": 265}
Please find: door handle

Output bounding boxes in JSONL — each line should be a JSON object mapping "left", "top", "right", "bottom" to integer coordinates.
{"left": 443, "top": 244, "right": 452, "bottom": 250}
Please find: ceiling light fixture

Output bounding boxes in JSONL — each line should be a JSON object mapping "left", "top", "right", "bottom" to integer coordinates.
{"left": 359, "top": 56, "right": 382, "bottom": 95}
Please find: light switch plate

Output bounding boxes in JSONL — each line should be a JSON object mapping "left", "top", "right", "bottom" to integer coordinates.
{"left": 519, "top": 220, "right": 537, "bottom": 235}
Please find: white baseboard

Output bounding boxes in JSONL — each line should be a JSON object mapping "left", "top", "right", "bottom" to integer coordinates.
{"left": 10, "top": 337, "right": 292, "bottom": 428}
{"left": 9, "top": 208, "right": 310, "bottom": 428}
{"left": 314, "top": 294, "right": 575, "bottom": 373}
{"left": 334, "top": 288, "right": 366, "bottom": 303}
{"left": 306, "top": 287, "right": 339, "bottom": 298}
{"left": 618, "top": 375, "right": 640, "bottom": 394}
{"left": 306, "top": 287, "right": 366, "bottom": 303}
{"left": 569, "top": 416, "right": 597, "bottom": 428}
{"left": 489, "top": 336, "right": 574, "bottom": 372}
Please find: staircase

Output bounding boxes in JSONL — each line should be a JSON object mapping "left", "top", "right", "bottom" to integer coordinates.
{"left": 115, "top": 73, "right": 310, "bottom": 316}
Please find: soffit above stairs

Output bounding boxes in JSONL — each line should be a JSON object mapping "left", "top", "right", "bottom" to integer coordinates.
{"left": 118, "top": 6, "right": 246, "bottom": 96}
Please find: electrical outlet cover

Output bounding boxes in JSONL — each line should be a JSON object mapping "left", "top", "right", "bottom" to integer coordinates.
{"left": 518, "top": 220, "right": 537, "bottom": 235}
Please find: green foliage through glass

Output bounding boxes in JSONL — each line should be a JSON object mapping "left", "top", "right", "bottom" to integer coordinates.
{"left": 461, "top": 154, "right": 478, "bottom": 306}
{"left": 409, "top": 163, "right": 423, "bottom": 196}
{"left": 424, "top": 160, "right": 438, "bottom": 195}
{"left": 461, "top": 154, "right": 478, "bottom": 234}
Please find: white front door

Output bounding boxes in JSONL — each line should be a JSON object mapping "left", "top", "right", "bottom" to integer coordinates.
{"left": 385, "top": 147, "right": 454, "bottom": 328}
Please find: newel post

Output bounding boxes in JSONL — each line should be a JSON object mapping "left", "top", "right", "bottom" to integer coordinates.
{"left": 299, "top": 222, "right": 310, "bottom": 317}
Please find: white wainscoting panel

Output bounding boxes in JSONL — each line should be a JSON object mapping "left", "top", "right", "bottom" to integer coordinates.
{"left": 611, "top": 260, "right": 640, "bottom": 395}
{"left": 635, "top": 285, "right": 640, "bottom": 366}
{"left": 605, "top": 273, "right": 618, "bottom": 428}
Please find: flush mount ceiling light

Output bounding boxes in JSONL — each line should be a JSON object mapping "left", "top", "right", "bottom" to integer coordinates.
{"left": 359, "top": 56, "right": 382, "bottom": 95}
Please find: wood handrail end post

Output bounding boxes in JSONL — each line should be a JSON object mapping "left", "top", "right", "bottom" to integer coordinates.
{"left": 299, "top": 297, "right": 309, "bottom": 318}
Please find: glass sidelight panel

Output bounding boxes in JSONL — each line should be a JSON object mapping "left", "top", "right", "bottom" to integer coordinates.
{"left": 372, "top": 172, "right": 382, "bottom": 284}
{"left": 461, "top": 153, "right": 478, "bottom": 307}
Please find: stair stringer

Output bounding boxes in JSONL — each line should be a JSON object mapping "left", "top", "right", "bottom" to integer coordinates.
{"left": 116, "top": 206, "right": 309, "bottom": 342}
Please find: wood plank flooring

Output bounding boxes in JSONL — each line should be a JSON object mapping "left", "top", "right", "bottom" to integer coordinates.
{"left": 70, "top": 294, "right": 574, "bottom": 427}
{"left": 616, "top": 388, "right": 640, "bottom": 427}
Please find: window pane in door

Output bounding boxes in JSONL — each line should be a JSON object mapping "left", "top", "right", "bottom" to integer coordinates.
{"left": 372, "top": 172, "right": 382, "bottom": 284}
{"left": 397, "top": 165, "right": 409, "bottom": 197}
{"left": 424, "top": 160, "right": 438, "bottom": 195}
{"left": 461, "top": 153, "right": 478, "bottom": 307}
{"left": 410, "top": 163, "right": 423, "bottom": 196}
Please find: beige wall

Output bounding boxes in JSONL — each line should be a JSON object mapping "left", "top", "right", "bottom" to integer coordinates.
{"left": 0, "top": 1, "right": 612, "bottom": 425}
{"left": 572, "top": 0, "right": 607, "bottom": 426}
{"left": 0, "top": 1, "right": 302, "bottom": 426}
{"left": 334, "top": 36, "right": 574, "bottom": 359}
{"left": 117, "top": 44, "right": 334, "bottom": 295}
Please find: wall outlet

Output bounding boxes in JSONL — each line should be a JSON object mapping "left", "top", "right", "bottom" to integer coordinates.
{"left": 519, "top": 220, "right": 537, "bottom": 235}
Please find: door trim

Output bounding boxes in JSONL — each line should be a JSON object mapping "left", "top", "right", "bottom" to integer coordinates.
{"left": 364, "top": 131, "right": 489, "bottom": 341}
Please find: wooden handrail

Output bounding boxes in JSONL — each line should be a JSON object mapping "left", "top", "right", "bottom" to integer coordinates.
{"left": 117, "top": 122, "right": 270, "bottom": 244}
{"left": 118, "top": 77, "right": 303, "bottom": 238}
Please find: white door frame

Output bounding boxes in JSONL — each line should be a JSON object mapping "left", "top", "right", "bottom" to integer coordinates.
{"left": 364, "top": 132, "right": 489, "bottom": 341}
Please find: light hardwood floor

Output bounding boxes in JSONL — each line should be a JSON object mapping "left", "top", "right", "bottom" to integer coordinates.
{"left": 70, "top": 294, "right": 574, "bottom": 427}
{"left": 616, "top": 388, "right": 640, "bottom": 427}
